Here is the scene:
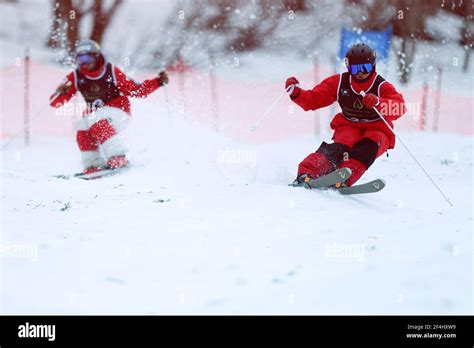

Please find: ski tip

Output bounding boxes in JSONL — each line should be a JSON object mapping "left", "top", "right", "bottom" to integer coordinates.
{"left": 337, "top": 178, "right": 386, "bottom": 195}
{"left": 53, "top": 174, "right": 70, "bottom": 180}
{"left": 345, "top": 167, "right": 353, "bottom": 176}
{"left": 338, "top": 167, "right": 352, "bottom": 180}
{"left": 366, "top": 179, "right": 386, "bottom": 192}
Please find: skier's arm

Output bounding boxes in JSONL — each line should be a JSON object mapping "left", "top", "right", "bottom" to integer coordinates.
{"left": 376, "top": 82, "right": 407, "bottom": 121}
{"left": 50, "top": 73, "right": 77, "bottom": 108}
{"left": 289, "top": 74, "right": 339, "bottom": 111}
{"left": 114, "top": 66, "right": 162, "bottom": 98}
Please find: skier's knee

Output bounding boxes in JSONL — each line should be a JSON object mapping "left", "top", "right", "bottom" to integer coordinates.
{"left": 89, "top": 119, "right": 117, "bottom": 144}
{"left": 315, "top": 141, "right": 350, "bottom": 167}
{"left": 364, "top": 131, "right": 390, "bottom": 157}
{"left": 348, "top": 138, "right": 379, "bottom": 169}
{"left": 76, "top": 130, "right": 97, "bottom": 151}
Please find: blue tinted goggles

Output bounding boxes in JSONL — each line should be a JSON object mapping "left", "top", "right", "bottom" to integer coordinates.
{"left": 349, "top": 63, "right": 373, "bottom": 75}
{"left": 76, "top": 54, "right": 97, "bottom": 66}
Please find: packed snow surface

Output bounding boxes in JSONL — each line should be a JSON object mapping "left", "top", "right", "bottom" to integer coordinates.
{"left": 1, "top": 101, "right": 472, "bottom": 314}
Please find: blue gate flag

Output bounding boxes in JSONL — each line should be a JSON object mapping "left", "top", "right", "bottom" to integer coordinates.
{"left": 338, "top": 26, "right": 393, "bottom": 61}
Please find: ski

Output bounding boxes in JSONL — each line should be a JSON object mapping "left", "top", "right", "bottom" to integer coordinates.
{"left": 289, "top": 168, "right": 385, "bottom": 195}
{"left": 336, "top": 179, "right": 385, "bottom": 195}
{"left": 76, "top": 166, "right": 130, "bottom": 180}
{"left": 289, "top": 167, "right": 352, "bottom": 189}
{"left": 55, "top": 166, "right": 130, "bottom": 180}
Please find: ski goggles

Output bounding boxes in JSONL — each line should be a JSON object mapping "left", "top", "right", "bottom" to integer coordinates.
{"left": 76, "top": 53, "right": 97, "bottom": 66}
{"left": 349, "top": 63, "right": 373, "bottom": 75}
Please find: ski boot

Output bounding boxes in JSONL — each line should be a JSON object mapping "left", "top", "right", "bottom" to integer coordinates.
{"left": 291, "top": 174, "right": 315, "bottom": 189}
{"left": 106, "top": 155, "right": 129, "bottom": 170}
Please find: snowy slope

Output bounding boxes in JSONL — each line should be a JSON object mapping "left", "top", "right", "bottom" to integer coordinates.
{"left": 1, "top": 99, "right": 472, "bottom": 314}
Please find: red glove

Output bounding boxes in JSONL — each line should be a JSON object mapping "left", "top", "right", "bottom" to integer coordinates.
{"left": 362, "top": 93, "right": 379, "bottom": 109}
{"left": 285, "top": 77, "right": 301, "bottom": 99}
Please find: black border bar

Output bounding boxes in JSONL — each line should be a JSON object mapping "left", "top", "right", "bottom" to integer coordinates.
{"left": 0, "top": 315, "right": 473, "bottom": 346}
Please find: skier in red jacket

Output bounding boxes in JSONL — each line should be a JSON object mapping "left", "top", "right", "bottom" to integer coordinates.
{"left": 286, "top": 43, "right": 406, "bottom": 187}
{"left": 50, "top": 39, "right": 169, "bottom": 174}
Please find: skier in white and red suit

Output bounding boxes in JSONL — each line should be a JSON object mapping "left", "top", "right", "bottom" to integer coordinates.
{"left": 286, "top": 43, "right": 407, "bottom": 187}
{"left": 50, "top": 39, "right": 169, "bottom": 174}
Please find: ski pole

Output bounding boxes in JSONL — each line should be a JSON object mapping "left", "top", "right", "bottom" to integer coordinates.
{"left": 163, "top": 84, "right": 172, "bottom": 122}
{"left": 159, "top": 70, "right": 172, "bottom": 120}
{"left": 251, "top": 85, "right": 291, "bottom": 132}
{"left": 1, "top": 103, "right": 50, "bottom": 151}
{"left": 360, "top": 91, "right": 453, "bottom": 207}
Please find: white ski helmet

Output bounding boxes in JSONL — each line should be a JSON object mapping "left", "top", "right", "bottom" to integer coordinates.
{"left": 76, "top": 39, "right": 101, "bottom": 56}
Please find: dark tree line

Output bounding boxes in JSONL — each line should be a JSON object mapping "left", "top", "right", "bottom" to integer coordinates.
{"left": 44, "top": 0, "right": 473, "bottom": 83}
{"left": 153, "top": 0, "right": 318, "bottom": 69}
{"left": 47, "top": 0, "right": 123, "bottom": 55}
{"left": 348, "top": 0, "right": 473, "bottom": 83}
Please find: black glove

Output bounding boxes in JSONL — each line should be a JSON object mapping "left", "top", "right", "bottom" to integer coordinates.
{"left": 157, "top": 71, "right": 169, "bottom": 86}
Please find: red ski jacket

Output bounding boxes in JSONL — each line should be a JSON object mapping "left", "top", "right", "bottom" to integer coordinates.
{"left": 292, "top": 73, "right": 406, "bottom": 148}
{"left": 50, "top": 64, "right": 160, "bottom": 115}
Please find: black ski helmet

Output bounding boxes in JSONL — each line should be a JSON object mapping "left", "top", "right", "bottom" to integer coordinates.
{"left": 345, "top": 43, "right": 377, "bottom": 74}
